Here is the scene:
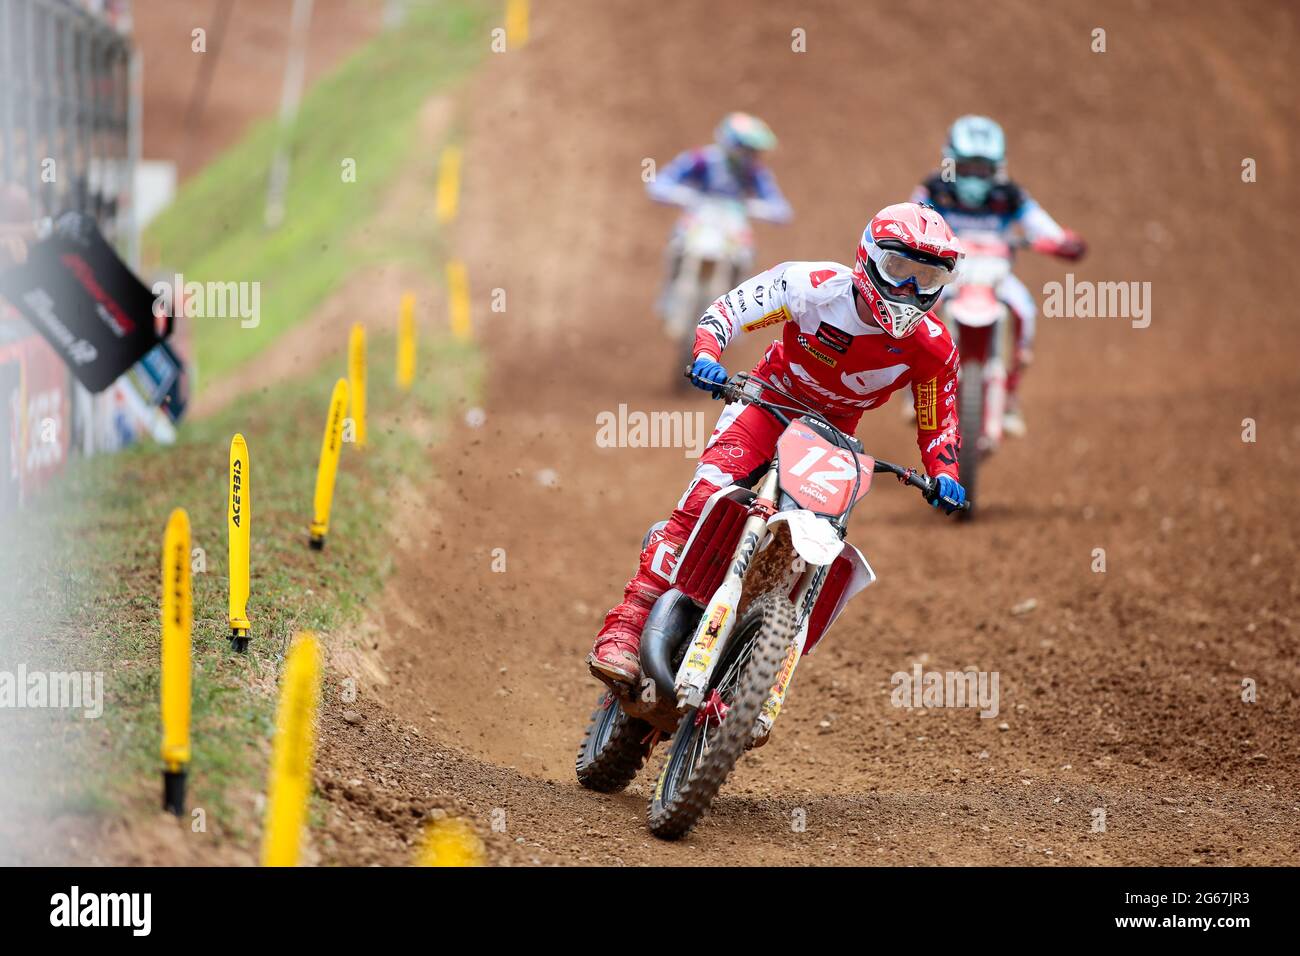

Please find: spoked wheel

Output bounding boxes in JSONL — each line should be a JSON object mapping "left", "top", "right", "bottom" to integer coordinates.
{"left": 647, "top": 591, "right": 796, "bottom": 840}
{"left": 575, "top": 689, "right": 655, "bottom": 793}
{"left": 957, "top": 357, "right": 985, "bottom": 520}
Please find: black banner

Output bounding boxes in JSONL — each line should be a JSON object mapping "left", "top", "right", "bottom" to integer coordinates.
{"left": 0, "top": 213, "right": 171, "bottom": 394}
{"left": 0, "top": 865, "right": 1283, "bottom": 942}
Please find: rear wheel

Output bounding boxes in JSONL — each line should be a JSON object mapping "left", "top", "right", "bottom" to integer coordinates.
{"left": 957, "top": 358, "right": 985, "bottom": 518}
{"left": 646, "top": 591, "right": 796, "bottom": 839}
{"left": 575, "top": 690, "right": 654, "bottom": 793}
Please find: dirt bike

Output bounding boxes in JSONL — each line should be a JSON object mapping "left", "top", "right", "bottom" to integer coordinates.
{"left": 663, "top": 196, "right": 754, "bottom": 392}
{"left": 576, "top": 371, "right": 968, "bottom": 839}
{"left": 939, "top": 232, "right": 1027, "bottom": 516}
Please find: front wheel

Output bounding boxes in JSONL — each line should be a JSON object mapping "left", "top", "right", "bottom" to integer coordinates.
{"left": 575, "top": 690, "right": 654, "bottom": 793}
{"left": 646, "top": 591, "right": 797, "bottom": 840}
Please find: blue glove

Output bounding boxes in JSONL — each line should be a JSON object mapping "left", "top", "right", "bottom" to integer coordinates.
{"left": 931, "top": 474, "right": 967, "bottom": 514}
{"left": 690, "top": 356, "right": 728, "bottom": 397}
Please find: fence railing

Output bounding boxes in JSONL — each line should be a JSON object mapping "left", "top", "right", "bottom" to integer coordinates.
{"left": 0, "top": 0, "right": 141, "bottom": 507}
{"left": 0, "top": 0, "right": 135, "bottom": 247}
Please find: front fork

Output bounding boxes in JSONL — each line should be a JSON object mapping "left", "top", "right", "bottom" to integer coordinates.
{"left": 673, "top": 463, "right": 830, "bottom": 746}
{"left": 752, "top": 561, "right": 824, "bottom": 742}
{"left": 673, "top": 467, "right": 779, "bottom": 709}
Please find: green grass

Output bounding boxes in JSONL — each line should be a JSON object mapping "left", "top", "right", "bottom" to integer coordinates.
{"left": 145, "top": 0, "right": 488, "bottom": 386}
{"left": 0, "top": 0, "right": 490, "bottom": 860}
{"left": 1, "top": 337, "right": 480, "bottom": 840}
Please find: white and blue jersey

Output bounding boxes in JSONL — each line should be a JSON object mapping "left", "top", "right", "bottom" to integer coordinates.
{"left": 912, "top": 174, "right": 1068, "bottom": 345}
{"left": 648, "top": 144, "right": 792, "bottom": 224}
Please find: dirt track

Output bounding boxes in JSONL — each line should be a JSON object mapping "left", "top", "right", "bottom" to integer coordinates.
{"left": 133, "top": 0, "right": 383, "bottom": 180}
{"left": 309, "top": 0, "right": 1300, "bottom": 865}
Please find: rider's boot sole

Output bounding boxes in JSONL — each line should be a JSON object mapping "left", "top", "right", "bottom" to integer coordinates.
{"left": 586, "top": 654, "right": 639, "bottom": 688}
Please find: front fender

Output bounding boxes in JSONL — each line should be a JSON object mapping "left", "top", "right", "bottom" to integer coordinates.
{"left": 767, "top": 510, "right": 844, "bottom": 566}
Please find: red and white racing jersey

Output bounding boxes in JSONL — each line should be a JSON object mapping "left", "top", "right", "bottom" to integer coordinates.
{"left": 693, "top": 261, "right": 961, "bottom": 480}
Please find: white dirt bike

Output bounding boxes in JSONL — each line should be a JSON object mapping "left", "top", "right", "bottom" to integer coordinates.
{"left": 575, "top": 371, "right": 967, "bottom": 839}
{"left": 663, "top": 197, "right": 754, "bottom": 391}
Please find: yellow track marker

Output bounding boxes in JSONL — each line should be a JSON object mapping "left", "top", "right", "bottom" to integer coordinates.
{"left": 160, "top": 508, "right": 192, "bottom": 816}
{"left": 506, "top": 0, "right": 529, "bottom": 49}
{"left": 397, "top": 292, "right": 417, "bottom": 389}
{"left": 228, "top": 433, "right": 251, "bottom": 652}
{"left": 309, "top": 378, "right": 349, "bottom": 550}
{"left": 446, "top": 259, "right": 471, "bottom": 342}
{"left": 261, "top": 633, "right": 322, "bottom": 867}
{"left": 416, "top": 817, "right": 485, "bottom": 867}
{"left": 435, "top": 146, "right": 462, "bottom": 225}
{"left": 348, "top": 322, "right": 367, "bottom": 448}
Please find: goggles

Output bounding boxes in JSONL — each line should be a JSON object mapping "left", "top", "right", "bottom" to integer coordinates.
{"left": 954, "top": 157, "right": 997, "bottom": 178}
{"left": 875, "top": 248, "right": 957, "bottom": 296}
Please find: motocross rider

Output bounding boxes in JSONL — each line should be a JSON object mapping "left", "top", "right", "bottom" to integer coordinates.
{"left": 647, "top": 112, "right": 793, "bottom": 311}
{"left": 589, "top": 202, "right": 968, "bottom": 686}
{"left": 911, "top": 115, "right": 1086, "bottom": 436}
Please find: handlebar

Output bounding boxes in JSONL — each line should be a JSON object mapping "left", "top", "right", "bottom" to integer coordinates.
{"left": 684, "top": 367, "right": 971, "bottom": 513}
{"left": 870, "top": 459, "right": 969, "bottom": 512}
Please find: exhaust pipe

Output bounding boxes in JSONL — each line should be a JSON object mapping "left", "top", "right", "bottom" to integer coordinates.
{"left": 639, "top": 588, "right": 700, "bottom": 704}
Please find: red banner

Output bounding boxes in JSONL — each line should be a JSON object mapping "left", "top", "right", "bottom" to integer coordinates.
{"left": 0, "top": 324, "right": 71, "bottom": 510}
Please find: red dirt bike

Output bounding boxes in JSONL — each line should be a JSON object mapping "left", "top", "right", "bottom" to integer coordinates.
{"left": 940, "top": 232, "right": 1027, "bottom": 515}
{"left": 575, "top": 371, "right": 968, "bottom": 839}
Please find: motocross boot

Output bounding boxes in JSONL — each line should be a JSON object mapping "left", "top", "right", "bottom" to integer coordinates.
{"left": 1003, "top": 344, "right": 1031, "bottom": 437}
{"left": 588, "top": 529, "right": 682, "bottom": 686}
{"left": 1002, "top": 399, "right": 1027, "bottom": 438}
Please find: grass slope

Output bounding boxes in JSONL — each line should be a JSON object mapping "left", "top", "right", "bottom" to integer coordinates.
{"left": 3, "top": 338, "right": 478, "bottom": 848}
{"left": 0, "top": 1, "right": 489, "bottom": 859}
{"left": 145, "top": 0, "right": 487, "bottom": 385}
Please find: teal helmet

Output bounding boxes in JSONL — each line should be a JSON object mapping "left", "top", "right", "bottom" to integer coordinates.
{"left": 715, "top": 112, "right": 777, "bottom": 173}
{"left": 943, "top": 115, "right": 1006, "bottom": 207}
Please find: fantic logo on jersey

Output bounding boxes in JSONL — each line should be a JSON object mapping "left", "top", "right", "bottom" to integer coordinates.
{"left": 925, "top": 427, "right": 956, "bottom": 453}
{"left": 808, "top": 269, "right": 836, "bottom": 288}
{"left": 915, "top": 377, "right": 938, "bottom": 430}
{"left": 787, "top": 363, "right": 872, "bottom": 409}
